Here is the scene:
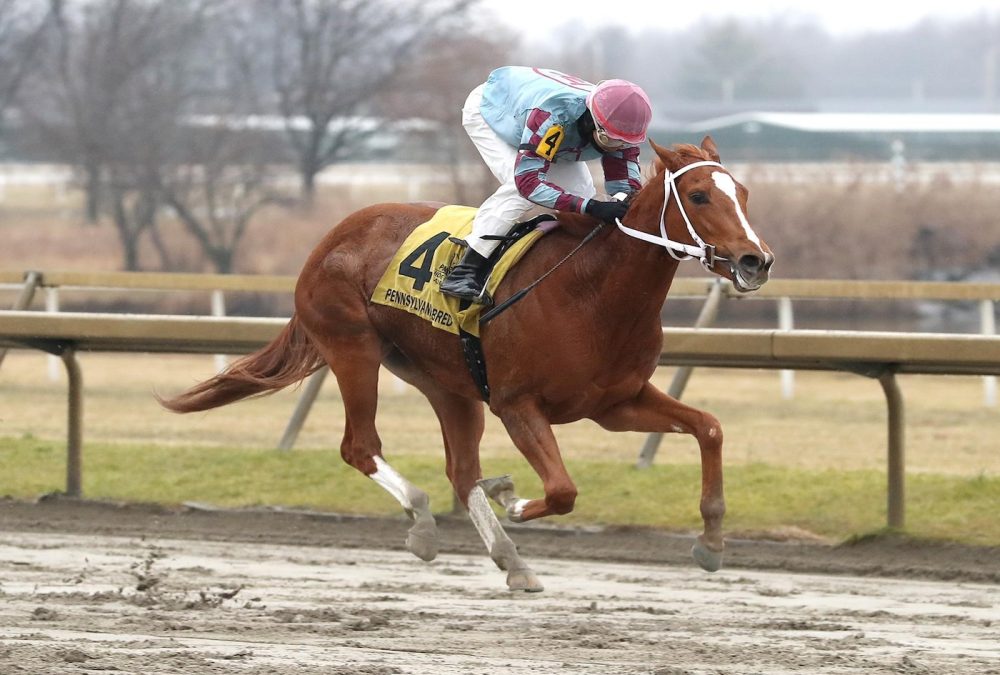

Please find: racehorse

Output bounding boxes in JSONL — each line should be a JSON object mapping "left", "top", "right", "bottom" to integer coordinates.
{"left": 159, "top": 136, "right": 773, "bottom": 592}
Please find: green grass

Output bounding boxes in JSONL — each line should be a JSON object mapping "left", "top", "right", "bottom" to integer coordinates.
{"left": 3, "top": 437, "right": 998, "bottom": 546}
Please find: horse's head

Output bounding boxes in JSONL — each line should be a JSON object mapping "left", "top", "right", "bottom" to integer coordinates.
{"left": 622, "top": 136, "right": 773, "bottom": 292}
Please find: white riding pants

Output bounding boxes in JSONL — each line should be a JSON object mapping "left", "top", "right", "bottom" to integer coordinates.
{"left": 462, "top": 84, "right": 596, "bottom": 257}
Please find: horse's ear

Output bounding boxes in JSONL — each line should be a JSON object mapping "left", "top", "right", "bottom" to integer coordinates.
{"left": 648, "top": 138, "right": 680, "bottom": 172}
{"left": 701, "top": 135, "right": 721, "bottom": 163}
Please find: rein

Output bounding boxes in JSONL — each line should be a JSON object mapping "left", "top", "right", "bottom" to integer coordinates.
{"left": 478, "top": 159, "right": 731, "bottom": 326}
{"left": 614, "top": 160, "right": 729, "bottom": 271}
{"left": 479, "top": 221, "right": 604, "bottom": 325}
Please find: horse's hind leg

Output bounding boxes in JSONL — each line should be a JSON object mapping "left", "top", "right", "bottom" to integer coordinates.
{"left": 314, "top": 335, "right": 438, "bottom": 562}
{"left": 369, "top": 457, "right": 438, "bottom": 562}
{"left": 490, "top": 399, "right": 578, "bottom": 523}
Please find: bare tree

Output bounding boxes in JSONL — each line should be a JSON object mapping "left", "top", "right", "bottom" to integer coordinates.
{"left": 258, "top": 0, "right": 474, "bottom": 200}
{"left": 159, "top": 118, "right": 294, "bottom": 274}
{"left": 381, "top": 32, "right": 513, "bottom": 204}
{"left": 149, "top": 9, "right": 296, "bottom": 274}
{"left": 0, "top": 0, "right": 53, "bottom": 121}
{"left": 101, "top": 24, "right": 196, "bottom": 271}
{"left": 21, "top": 0, "right": 299, "bottom": 272}
{"left": 24, "top": 0, "right": 215, "bottom": 223}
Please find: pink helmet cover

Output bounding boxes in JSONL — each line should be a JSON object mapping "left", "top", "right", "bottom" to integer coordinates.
{"left": 586, "top": 79, "right": 653, "bottom": 145}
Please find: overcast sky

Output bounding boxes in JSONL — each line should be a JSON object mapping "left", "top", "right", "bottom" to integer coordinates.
{"left": 481, "top": 0, "right": 999, "bottom": 39}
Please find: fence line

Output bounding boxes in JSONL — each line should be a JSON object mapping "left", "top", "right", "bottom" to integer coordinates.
{"left": 3, "top": 270, "right": 998, "bottom": 401}
{"left": 2, "top": 310, "right": 998, "bottom": 529}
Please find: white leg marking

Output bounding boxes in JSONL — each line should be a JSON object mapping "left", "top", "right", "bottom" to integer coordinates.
{"left": 370, "top": 456, "right": 413, "bottom": 510}
{"left": 712, "top": 172, "right": 762, "bottom": 247}
{"left": 466, "top": 486, "right": 498, "bottom": 551}
{"left": 511, "top": 498, "right": 530, "bottom": 518}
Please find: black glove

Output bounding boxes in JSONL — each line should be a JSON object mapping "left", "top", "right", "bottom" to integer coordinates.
{"left": 585, "top": 199, "right": 629, "bottom": 223}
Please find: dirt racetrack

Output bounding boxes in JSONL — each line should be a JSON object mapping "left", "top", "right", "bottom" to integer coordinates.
{"left": 1, "top": 499, "right": 998, "bottom": 674}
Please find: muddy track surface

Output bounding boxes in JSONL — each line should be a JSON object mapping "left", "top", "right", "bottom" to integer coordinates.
{"left": 1, "top": 499, "right": 999, "bottom": 674}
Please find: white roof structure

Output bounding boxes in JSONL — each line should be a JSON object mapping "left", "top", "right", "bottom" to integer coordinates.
{"left": 185, "top": 114, "right": 439, "bottom": 134}
{"left": 688, "top": 112, "right": 1000, "bottom": 134}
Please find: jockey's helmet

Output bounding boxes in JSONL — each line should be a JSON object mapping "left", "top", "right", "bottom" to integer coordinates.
{"left": 586, "top": 79, "right": 652, "bottom": 146}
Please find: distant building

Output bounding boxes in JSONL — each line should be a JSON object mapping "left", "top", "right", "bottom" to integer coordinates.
{"left": 0, "top": 112, "right": 443, "bottom": 164}
{"left": 5, "top": 107, "right": 1000, "bottom": 164}
{"left": 658, "top": 112, "right": 1000, "bottom": 162}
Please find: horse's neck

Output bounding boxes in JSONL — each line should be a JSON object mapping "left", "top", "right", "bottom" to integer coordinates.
{"left": 570, "top": 218, "right": 680, "bottom": 321}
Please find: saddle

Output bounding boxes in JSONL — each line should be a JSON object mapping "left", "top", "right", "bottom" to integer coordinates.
{"left": 371, "top": 206, "right": 559, "bottom": 402}
{"left": 450, "top": 213, "right": 557, "bottom": 290}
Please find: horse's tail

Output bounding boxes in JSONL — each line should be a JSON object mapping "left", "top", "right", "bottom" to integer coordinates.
{"left": 157, "top": 314, "right": 325, "bottom": 413}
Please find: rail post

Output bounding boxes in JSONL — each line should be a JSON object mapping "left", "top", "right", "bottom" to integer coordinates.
{"left": 983, "top": 299, "right": 997, "bottom": 407}
{"left": 46, "top": 286, "right": 61, "bottom": 381}
{"left": 211, "top": 289, "right": 228, "bottom": 372}
{"left": 63, "top": 347, "right": 84, "bottom": 498}
{"left": 277, "top": 369, "right": 328, "bottom": 451}
{"left": 778, "top": 296, "right": 795, "bottom": 399}
{"left": 879, "top": 372, "right": 905, "bottom": 529}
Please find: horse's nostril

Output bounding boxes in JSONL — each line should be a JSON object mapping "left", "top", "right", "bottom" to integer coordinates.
{"left": 738, "top": 254, "right": 763, "bottom": 273}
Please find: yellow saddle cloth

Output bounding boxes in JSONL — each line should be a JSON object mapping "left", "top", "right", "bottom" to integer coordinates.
{"left": 371, "top": 205, "right": 547, "bottom": 337}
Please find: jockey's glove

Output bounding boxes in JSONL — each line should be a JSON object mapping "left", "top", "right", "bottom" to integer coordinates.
{"left": 585, "top": 199, "right": 630, "bottom": 223}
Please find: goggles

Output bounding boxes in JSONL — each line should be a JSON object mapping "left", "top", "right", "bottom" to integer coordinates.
{"left": 592, "top": 116, "right": 628, "bottom": 150}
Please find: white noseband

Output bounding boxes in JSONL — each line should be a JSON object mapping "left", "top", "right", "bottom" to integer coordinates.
{"left": 614, "top": 160, "right": 729, "bottom": 271}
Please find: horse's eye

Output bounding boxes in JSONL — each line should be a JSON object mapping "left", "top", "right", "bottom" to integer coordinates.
{"left": 689, "top": 192, "right": 709, "bottom": 205}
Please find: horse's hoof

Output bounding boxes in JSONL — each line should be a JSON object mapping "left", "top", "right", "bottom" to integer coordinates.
{"left": 506, "top": 567, "right": 544, "bottom": 593}
{"left": 691, "top": 538, "right": 724, "bottom": 572}
{"left": 406, "top": 521, "right": 438, "bottom": 562}
{"left": 477, "top": 475, "right": 515, "bottom": 501}
{"left": 407, "top": 532, "right": 438, "bottom": 561}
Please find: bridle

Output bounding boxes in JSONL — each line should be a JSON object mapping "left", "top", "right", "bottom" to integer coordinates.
{"left": 481, "top": 160, "right": 742, "bottom": 325}
{"left": 614, "top": 160, "right": 729, "bottom": 272}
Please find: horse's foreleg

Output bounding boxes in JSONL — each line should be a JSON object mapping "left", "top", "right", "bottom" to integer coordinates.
{"left": 425, "top": 390, "right": 542, "bottom": 592}
{"left": 318, "top": 336, "right": 438, "bottom": 562}
{"left": 594, "top": 382, "right": 726, "bottom": 572}
{"left": 498, "top": 401, "right": 578, "bottom": 523}
{"left": 466, "top": 484, "right": 543, "bottom": 592}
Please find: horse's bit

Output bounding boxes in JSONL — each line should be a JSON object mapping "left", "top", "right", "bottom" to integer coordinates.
{"left": 614, "top": 160, "right": 729, "bottom": 271}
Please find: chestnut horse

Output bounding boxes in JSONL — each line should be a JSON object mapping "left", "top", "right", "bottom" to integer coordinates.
{"left": 160, "top": 136, "right": 773, "bottom": 592}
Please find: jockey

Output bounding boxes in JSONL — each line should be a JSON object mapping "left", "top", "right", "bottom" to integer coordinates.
{"left": 440, "top": 66, "right": 653, "bottom": 305}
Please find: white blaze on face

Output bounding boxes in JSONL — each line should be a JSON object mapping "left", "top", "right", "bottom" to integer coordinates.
{"left": 711, "top": 172, "right": 761, "bottom": 247}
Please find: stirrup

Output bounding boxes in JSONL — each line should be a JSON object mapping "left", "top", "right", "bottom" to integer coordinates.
{"left": 441, "top": 284, "right": 493, "bottom": 307}
{"left": 470, "top": 288, "right": 494, "bottom": 307}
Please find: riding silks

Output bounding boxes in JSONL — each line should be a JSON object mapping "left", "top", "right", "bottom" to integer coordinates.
{"left": 371, "top": 205, "right": 547, "bottom": 337}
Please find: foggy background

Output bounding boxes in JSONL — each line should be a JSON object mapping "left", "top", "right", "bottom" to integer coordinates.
{"left": 0, "top": 0, "right": 997, "bottom": 329}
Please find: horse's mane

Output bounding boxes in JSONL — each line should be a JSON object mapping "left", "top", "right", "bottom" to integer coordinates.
{"left": 641, "top": 143, "right": 711, "bottom": 186}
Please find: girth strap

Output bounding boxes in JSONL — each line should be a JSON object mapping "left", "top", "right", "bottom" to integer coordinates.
{"left": 455, "top": 214, "right": 556, "bottom": 403}
{"left": 460, "top": 329, "right": 490, "bottom": 402}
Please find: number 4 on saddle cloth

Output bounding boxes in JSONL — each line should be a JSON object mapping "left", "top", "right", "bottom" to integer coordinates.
{"left": 372, "top": 205, "right": 557, "bottom": 337}
{"left": 371, "top": 205, "right": 557, "bottom": 401}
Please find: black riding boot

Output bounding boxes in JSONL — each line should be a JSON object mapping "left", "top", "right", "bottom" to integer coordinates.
{"left": 440, "top": 247, "right": 493, "bottom": 306}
